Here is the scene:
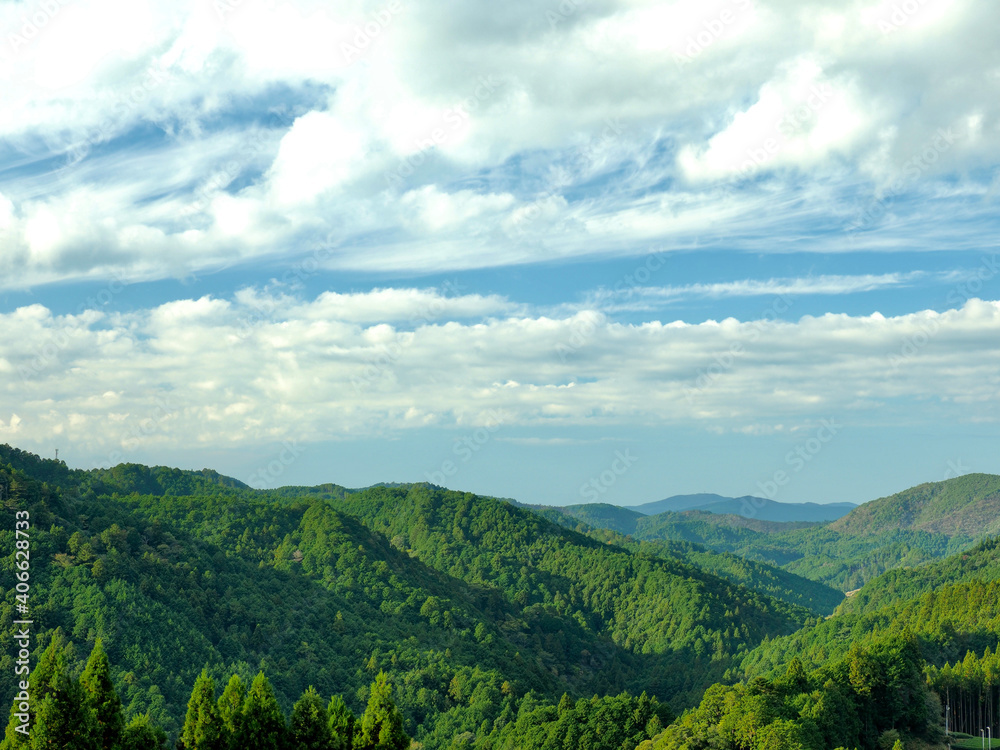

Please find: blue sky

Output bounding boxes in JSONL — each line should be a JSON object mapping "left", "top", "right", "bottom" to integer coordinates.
{"left": 1, "top": 0, "right": 998, "bottom": 506}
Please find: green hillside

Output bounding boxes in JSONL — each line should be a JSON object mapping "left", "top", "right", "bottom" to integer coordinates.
{"left": 836, "top": 536, "right": 1000, "bottom": 616}
{"left": 559, "top": 475, "right": 1000, "bottom": 591}
{"left": 5, "top": 443, "right": 999, "bottom": 750}
{"left": 633, "top": 510, "right": 820, "bottom": 548}
{"left": 328, "top": 485, "right": 813, "bottom": 678}
{"left": 636, "top": 527, "right": 1000, "bottom": 750}
{"left": 0, "top": 446, "right": 813, "bottom": 747}
{"left": 733, "top": 535, "right": 1000, "bottom": 683}
{"left": 533, "top": 507, "right": 844, "bottom": 615}
{"left": 829, "top": 473, "right": 1000, "bottom": 536}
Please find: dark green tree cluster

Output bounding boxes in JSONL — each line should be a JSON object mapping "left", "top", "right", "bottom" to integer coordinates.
{"left": 478, "top": 690, "right": 671, "bottom": 750}
{"left": 177, "top": 669, "right": 406, "bottom": 750}
{"left": 927, "top": 646, "right": 1000, "bottom": 737}
{"left": 0, "top": 634, "right": 166, "bottom": 750}
{"left": 642, "top": 634, "right": 938, "bottom": 750}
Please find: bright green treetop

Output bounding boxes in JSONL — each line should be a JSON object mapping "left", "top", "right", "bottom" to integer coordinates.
{"left": 180, "top": 670, "right": 222, "bottom": 750}
{"left": 80, "top": 638, "right": 124, "bottom": 750}
{"left": 328, "top": 695, "right": 356, "bottom": 750}
{"left": 356, "top": 672, "right": 408, "bottom": 750}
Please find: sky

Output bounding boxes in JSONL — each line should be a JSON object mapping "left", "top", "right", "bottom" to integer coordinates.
{"left": 1, "top": 0, "right": 998, "bottom": 507}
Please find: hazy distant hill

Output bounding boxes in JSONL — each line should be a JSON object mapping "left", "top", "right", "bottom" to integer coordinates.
{"left": 560, "top": 476, "right": 1000, "bottom": 591}
{"left": 624, "top": 493, "right": 856, "bottom": 523}
{"left": 558, "top": 503, "right": 647, "bottom": 534}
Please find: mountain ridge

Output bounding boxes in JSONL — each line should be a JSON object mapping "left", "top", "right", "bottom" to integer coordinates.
{"left": 625, "top": 492, "right": 856, "bottom": 522}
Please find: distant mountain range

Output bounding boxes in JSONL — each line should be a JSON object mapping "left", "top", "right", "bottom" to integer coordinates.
{"left": 624, "top": 492, "right": 857, "bottom": 523}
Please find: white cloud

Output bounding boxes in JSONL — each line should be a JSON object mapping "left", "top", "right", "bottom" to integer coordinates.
{"left": 0, "top": 0, "right": 998, "bottom": 288}
{"left": 267, "top": 109, "right": 371, "bottom": 205}
{"left": 677, "top": 58, "right": 870, "bottom": 181}
{"left": 585, "top": 272, "right": 932, "bottom": 312}
{"left": 2, "top": 288, "right": 999, "bottom": 465}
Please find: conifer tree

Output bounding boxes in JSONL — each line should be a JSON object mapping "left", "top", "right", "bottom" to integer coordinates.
{"left": 30, "top": 651, "right": 98, "bottom": 750}
{"left": 1, "top": 632, "right": 67, "bottom": 749}
{"left": 217, "top": 674, "right": 246, "bottom": 749}
{"left": 180, "top": 670, "right": 222, "bottom": 750}
{"left": 80, "top": 638, "right": 125, "bottom": 750}
{"left": 290, "top": 687, "right": 332, "bottom": 750}
{"left": 234, "top": 672, "right": 287, "bottom": 750}
{"left": 328, "top": 695, "right": 355, "bottom": 750}
{"left": 355, "top": 672, "right": 408, "bottom": 750}
{"left": 557, "top": 693, "right": 572, "bottom": 716}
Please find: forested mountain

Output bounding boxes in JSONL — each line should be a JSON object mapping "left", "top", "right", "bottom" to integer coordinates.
{"left": 553, "top": 503, "right": 821, "bottom": 538}
{"left": 5, "top": 442, "right": 1000, "bottom": 750}
{"left": 554, "top": 504, "right": 646, "bottom": 535}
{"left": 829, "top": 473, "right": 1000, "bottom": 537}
{"left": 645, "top": 535, "right": 1000, "bottom": 750}
{"left": 556, "top": 475, "right": 1000, "bottom": 592}
{"left": 733, "top": 535, "right": 1000, "bottom": 682}
{"left": 325, "top": 485, "right": 815, "bottom": 690}
{"left": 532, "top": 507, "right": 845, "bottom": 616}
{"left": 836, "top": 536, "right": 1000, "bottom": 617}
{"left": 0, "top": 445, "right": 807, "bottom": 748}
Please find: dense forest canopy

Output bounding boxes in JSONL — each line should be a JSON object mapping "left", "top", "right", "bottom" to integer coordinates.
{"left": 2, "top": 444, "right": 999, "bottom": 749}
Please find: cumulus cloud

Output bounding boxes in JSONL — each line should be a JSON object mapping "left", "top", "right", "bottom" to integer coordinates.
{"left": 2, "top": 286, "right": 999, "bottom": 466}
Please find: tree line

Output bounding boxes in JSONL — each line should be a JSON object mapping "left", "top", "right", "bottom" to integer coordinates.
{"left": 1, "top": 633, "right": 408, "bottom": 750}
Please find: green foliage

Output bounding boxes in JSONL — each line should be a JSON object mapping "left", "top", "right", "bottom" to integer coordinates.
{"left": 80, "top": 638, "right": 125, "bottom": 750}
{"left": 121, "top": 713, "right": 168, "bottom": 750}
{"left": 180, "top": 671, "right": 222, "bottom": 750}
{"left": 216, "top": 675, "right": 246, "bottom": 746}
{"left": 235, "top": 673, "right": 287, "bottom": 750}
{"left": 290, "top": 687, "right": 332, "bottom": 750}
{"left": 479, "top": 690, "right": 670, "bottom": 750}
{"left": 30, "top": 645, "right": 99, "bottom": 750}
{"left": 356, "top": 672, "right": 407, "bottom": 750}
{"left": 647, "top": 634, "right": 931, "bottom": 750}
{"left": 328, "top": 695, "right": 355, "bottom": 750}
